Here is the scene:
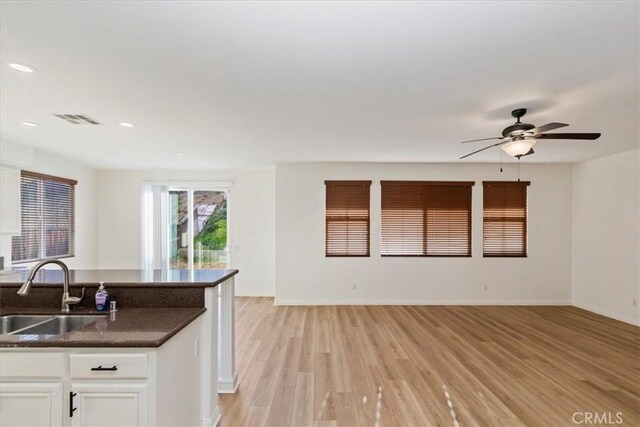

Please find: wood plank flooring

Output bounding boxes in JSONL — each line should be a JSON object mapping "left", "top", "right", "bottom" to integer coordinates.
{"left": 218, "top": 298, "right": 640, "bottom": 426}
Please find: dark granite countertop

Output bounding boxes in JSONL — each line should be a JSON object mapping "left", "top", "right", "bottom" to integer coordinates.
{"left": 0, "top": 268, "right": 238, "bottom": 288}
{"left": 0, "top": 306, "right": 206, "bottom": 348}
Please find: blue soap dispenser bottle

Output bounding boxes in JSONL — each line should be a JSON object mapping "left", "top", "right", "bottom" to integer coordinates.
{"left": 95, "top": 281, "right": 109, "bottom": 311}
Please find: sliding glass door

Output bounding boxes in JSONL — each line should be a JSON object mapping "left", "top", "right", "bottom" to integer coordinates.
{"left": 193, "top": 190, "right": 228, "bottom": 268}
{"left": 143, "top": 184, "right": 229, "bottom": 270}
{"left": 168, "top": 190, "right": 189, "bottom": 269}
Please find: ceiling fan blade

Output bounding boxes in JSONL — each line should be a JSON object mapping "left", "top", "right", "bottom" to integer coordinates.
{"left": 459, "top": 137, "right": 502, "bottom": 144}
{"left": 529, "top": 122, "right": 569, "bottom": 134}
{"left": 459, "top": 140, "right": 509, "bottom": 159}
{"left": 534, "top": 133, "right": 601, "bottom": 140}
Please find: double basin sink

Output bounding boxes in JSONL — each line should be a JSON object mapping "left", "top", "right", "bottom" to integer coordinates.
{"left": 0, "top": 314, "right": 105, "bottom": 335}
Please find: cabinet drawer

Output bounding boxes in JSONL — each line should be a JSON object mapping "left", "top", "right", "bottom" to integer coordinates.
{"left": 70, "top": 353, "right": 148, "bottom": 379}
{"left": 0, "top": 352, "right": 66, "bottom": 378}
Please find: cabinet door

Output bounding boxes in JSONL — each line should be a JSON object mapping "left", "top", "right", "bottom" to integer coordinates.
{"left": 0, "top": 166, "right": 21, "bottom": 235}
{"left": 70, "top": 382, "right": 149, "bottom": 427}
{"left": 0, "top": 382, "right": 63, "bottom": 427}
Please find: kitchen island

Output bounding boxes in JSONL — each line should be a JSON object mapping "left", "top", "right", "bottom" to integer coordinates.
{"left": 0, "top": 268, "right": 239, "bottom": 426}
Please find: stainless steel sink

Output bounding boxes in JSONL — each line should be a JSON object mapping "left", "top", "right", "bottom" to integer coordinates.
{"left": 0, "top": 315, "right": 54, "bottom": 334}
{"left": 0, "top": 315, "right": 105, "bottom": 335}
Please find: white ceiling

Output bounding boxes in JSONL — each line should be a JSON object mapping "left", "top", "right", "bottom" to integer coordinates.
{"left": 1, "top": 1, "right": 638, "bottom": 169}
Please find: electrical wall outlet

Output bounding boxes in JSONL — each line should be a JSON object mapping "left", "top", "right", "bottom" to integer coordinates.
{"left": 483, "top": 284, "right": 488, "bottom": 291}
{"left": 633, "top": 299, "right": 637, "bottom": 307}
{"left": 352, "top": 283, "right": 357, "bottom": 290}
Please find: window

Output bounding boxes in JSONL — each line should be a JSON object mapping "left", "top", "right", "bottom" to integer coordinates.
{"left": 325, "top": 181, "right": 371, "bottom": 257}
{"left": 142, "top": 184, "right": 229, "bottom": 270}
{"left": 11, "top": 171, "right": 77, "bottom": 263}
{"left": 381, "top": 181, "right": 473, "bottom": 257}
{"left": 168, "top": 189, "right": 228, "bottom": 269}
{"left": 483, "top": 181, "right": 530, "bottom": 257}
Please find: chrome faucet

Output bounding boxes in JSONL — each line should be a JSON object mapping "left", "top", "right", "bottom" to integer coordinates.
{"left": 17, "top": 259, "right": 85, "bottom": 313}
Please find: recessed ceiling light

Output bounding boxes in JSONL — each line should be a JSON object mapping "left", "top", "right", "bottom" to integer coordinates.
{"left": 21, "top": 121, "right": 39, "bottom": 127}
{"left": 8, "top": 62, "right": 37, "bottom": 73}
{"left": 176, "top": 152, "right": 188, "bottom": 156}
{"left": 119, "top": 122, "right": 135, "bottom": 128}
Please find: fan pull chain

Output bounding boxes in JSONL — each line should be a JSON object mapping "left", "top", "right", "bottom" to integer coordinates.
{"left": 517, "top": 157, "right": 521, "bottom": 182}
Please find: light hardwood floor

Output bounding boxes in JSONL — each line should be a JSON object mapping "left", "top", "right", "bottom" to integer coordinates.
{"left": 218, "top": 298, "right": 639, "bottom": 426}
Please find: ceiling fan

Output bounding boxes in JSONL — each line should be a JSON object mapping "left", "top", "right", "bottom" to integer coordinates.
{"left": 459, "top": 108, "right": 601, "bottom": 159}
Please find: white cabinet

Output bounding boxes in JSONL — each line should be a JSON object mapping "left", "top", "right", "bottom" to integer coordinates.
{"left": 70, "top": 383, "right": 149, "bottom": 427}
{"left": 0, "top": 316, "right": 202, "bottom": 427}
{"left": 0, "top": 166, "right": 21, "bottom": 235}
{"left": 68, "top": 354, "right": 150, "bottom": 426}
{"left": 69, "top": 353, "right": 148, "bottom": 380}
{"left": 0, "top": 352, "right": 65, "bottom": 427}
{"left": 0, "top": 382, "right": 64, "bottom": 427}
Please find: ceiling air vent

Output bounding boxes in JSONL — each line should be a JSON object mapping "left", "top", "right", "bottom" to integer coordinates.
{"left": 54, "top": 114, "right": 101, "bottom": 125}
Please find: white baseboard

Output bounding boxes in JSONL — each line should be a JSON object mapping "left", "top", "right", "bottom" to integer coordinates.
{"left": 202, "top": 408, "right": 221, "bottom": 427}
{"left": 572, "top": 302, "right": 640, "bottom": 326}
{"left": 218, "top": 372, "right": 239, "bottom": 394}
{"left": 275, "top": 299, "right": 571, "bottom": 306}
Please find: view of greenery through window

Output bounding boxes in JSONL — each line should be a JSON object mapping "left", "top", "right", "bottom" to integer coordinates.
{"left": 169, "top": 190, "right": 228, "bottom": 269}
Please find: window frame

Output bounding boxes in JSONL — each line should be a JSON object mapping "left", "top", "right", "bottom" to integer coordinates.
{"left": 167, "top": 186, "right": 230, "bottom": 270}
{"left": 482, "top": 181, "right": 530, "bottom": 258}
{"left": 141, "top": 181, "right": 232, "bottom": 270}
{"left": 381, "top": 181, "right": 474, "bottom": 257}
{"left": 11, "top": 170, "right": 77, "bottom": 264}
{"left": 325, "top": 180, "right": 372, "bottom": 257}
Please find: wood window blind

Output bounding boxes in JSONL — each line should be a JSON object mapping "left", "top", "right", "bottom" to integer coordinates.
{"left": 11, "top": 171, "right": 77, "bottom": 263}
{"left": 325, "top": 180, "right": 371, "bottom": 257}
{"left": 483, "top": 181, "right": 530, "bottom": 257}
{"left": 381, "top": 181, "right": 474, "bottom": 257}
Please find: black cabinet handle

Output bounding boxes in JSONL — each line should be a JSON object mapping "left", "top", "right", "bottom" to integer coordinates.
{"left": 91, "top": 365, "right": 118, "bottom": 371}
{"left": 70, "top": 392, "right": 77, "bottom": 417}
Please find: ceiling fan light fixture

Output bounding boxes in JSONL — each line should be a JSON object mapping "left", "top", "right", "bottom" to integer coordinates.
{"left": 501, "top": 137, "right": 536, "bottom": 157}
{"left": 459, "top": 109, "right": 600, "bottom": 159}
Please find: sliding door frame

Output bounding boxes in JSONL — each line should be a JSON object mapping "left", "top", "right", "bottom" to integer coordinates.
{"left": 142, "top": 181, "right": 232, "bottom": 270}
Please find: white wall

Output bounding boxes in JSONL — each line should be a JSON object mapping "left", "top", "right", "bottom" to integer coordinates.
{"left": 572, "top": 149, "right": 640, "bottom": 325}
{"left": 2, "top": 141, "right": 636, "bottom": 325}
{"left": 96, "top": 169, "right": 276, "bottom": 296}
{"left": 275, "top": 162, "right": 573, "bottom": 305}
{"left": 0, "top": 145, "right": 99, "bottom": 269}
